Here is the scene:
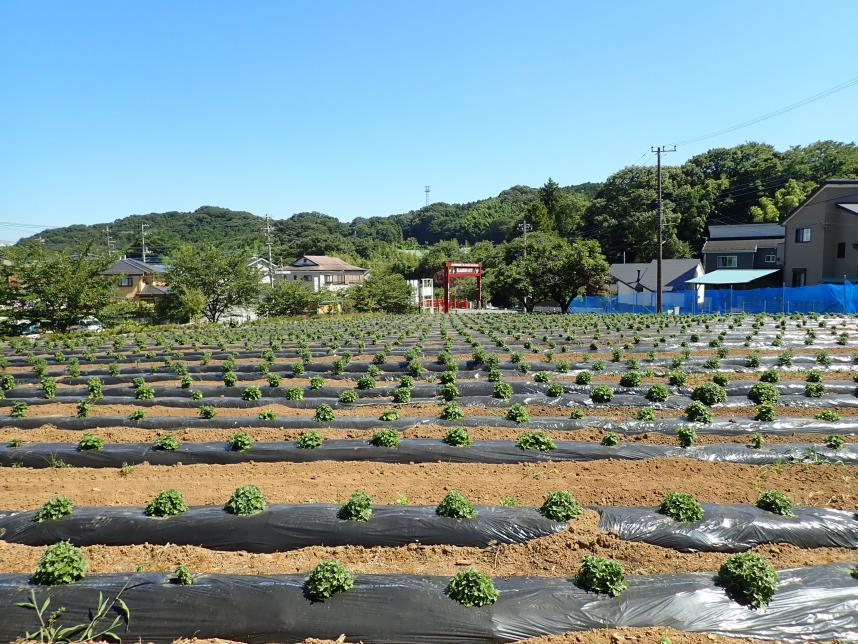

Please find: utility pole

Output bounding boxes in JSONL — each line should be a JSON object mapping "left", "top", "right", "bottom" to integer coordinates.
{"left": 651, "top": 145, "right": 675, "bottom": 313}
{"left": 140, "top": 223, "right": 150, "bottom": 263}
{"left": 264, "top": 215, "right": 275, "bottom": 287}
{"left": 517, "top": 221, "right": 533, "bottom": 258}
{"left": 105, "top": 226, "right": 115, "bottom": 254}
{"left": 424, "top": 185, "right": 431, "bottom": 206}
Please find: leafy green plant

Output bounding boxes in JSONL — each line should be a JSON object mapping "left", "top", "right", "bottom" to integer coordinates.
{"left": 759, "top": 370, "right": 780, "bottom": 383}
{"left": 10, "top": 401, "right": 28, "bottom": 418}
{"left": 575, "top": 370, "right": 592, "bottom": 385}
{"left": 438, "top": 383, "right": 460, "bottom": 400}
{"left": 540, "top": 490, "right": 582, "bottom": 521}
{"left": 75, "top": 399, "right": 90, "bottom": 418}
{"left": 635, "top": 407, "right": 656, "bottom": 421}
{"left": 754, "top": 403, "right": 777, "bottom": 422}
{"left": 756, "top": 490, "right": 795, "bottom": 516}
{"left": 198, "top": 404, "right": 217, "bottom": 419}
{"left": 659, "top": 491, "right": 704, "bottom": 522}
{"left": 8, "top": 437, "right": 22, "bottom": 447}
{"left": 685, "top": 401, "right": 713, "bottom": 423}
{"left": 677, "top": 426, "right": 697, "bottom": 448}
{"left": 436, "top": 491, "right": 476, "bottom": 519}
{"left": 16, "top": 584, "right": 131, "bottom": 642}
{"left": 443, "top": 427, "right": 473, "bottom": 447}
{"left": 645, "top": 384, "right": 669, "bottom": 402}
{"left": 590, "top": 385, "right": 614, "bottom": 403}
{"left": 227, "top": 431, "right": 253, "bottom": 452}
{"left": 283, "top": 386, "right": 304, "bottom": 401}
{"left": 190, "top": 389, "right": 203, "bottom": 401}
{"left": 805, "top": 369, "right": 823, "bottom": 383}
{"left": 153, "top": 433, "right": 179, "bottom": 450}
{"left": 492, "top": 382, "right": 513, "bottom": 400}
{"left": 601, "top": 432, "right": 618, "bottom": 447}
{"left": 41, "top": 377, "right": 57, "bottom": 400}
{"left": 370, "top": 428, "right": 400, "bottom": 447}
{"left": 338, "top": 490, "right": 373, "bottom": 522}
{"left": 440, "top": 401, "right": 464, "bottom": 421}
{"left": 258, "top": 409, "right": 277, "bottom": 421}
{"left": 32, "top": 541, "right": 88, "bottom": 585}
{"left": 805, "top": 382, "right": 826, "bottom": 398}
{"left": 0, "top": 374, "right": 16, "bottom": 391}
{"left": 179, "top": 375, "right": 193, "bottom": 388}
{"left": 356, "top": 375, "right": 376, "bottom": 390}
{"left": 575, "top": 554, "right": 627, "bottom": 597}
{"left": 224, "top": 484, "right": 267, "bottom": 516}
{"left": 619, "top": 371, "right": 642, "bottom": 387}
{"left": 516, "top": 430, "right": 555, "bottom": 451}
{"left": 135, "top": 384, "right": 155, "bottom": 400}
{"left": 378, "top": 408, "right": 399, "bottom": 421}
{"left": 174, "top": 564, "right": 193, "bottom": 585}
{"left": 447, "top": 568, "right": 499, "bottom": 607}
{"left": 305, "top": 559, "right": 354, "bottom": 600}
{"left": 145, "top": 489, "right": 188, "bottom": 517}
{"left": 242, "top": 386, "right": 262, "bottom": 401}
{"left": 314, "top": 403, "right": 336, "bottom": 422}
{"left": 339, "top": 389, "right": 358, "bottom": 403}
{"left": 718, "top": 552, "right": 779, "bottom": 608}
{"left": 222, "top": 371, "right": 238, "bottom": 387}
{"left": 77, "top": 433, "right": 104, "bottom": 451}
{"left": 815, "top": 409, "right": 840, "bottom": 422}
{"left": 309, "top": 375, "right": 324, "bottom": 389}
{"left": 825, "top": 434, "right": 845, "bottom": 449}
{"left": 569, "top": 408, "right": 585, "bottom": 419}
{"left": 499, "top": 496, "right": 517, "bottom": 507}
{"left": 750, "top": 432, "right": 764, "bottom": 449}
{"left": 266, "top": 373, "right": 281, "bottom": 388}
{"left": 392, "top": 387, "right": 411, "bottom": 403}
{"left": 505, "top": 403, "right": 530, "bottom": 423}
{"left": 296, "top": 430, "right": 324, "bottom": 449}
{"left": 546, "top": 382, "right": 564, "bottom": 397}
{"left": 34, "top": 497, "right": 75, "bottom": 523}
{"left": 86, "top": 377, "right": 103, "bottom": 400}
{"left": 667, "top": 370, "right": 687, "bottom": 386}
{"left": 692, "top": 382, "right": 727, "bottom": 406}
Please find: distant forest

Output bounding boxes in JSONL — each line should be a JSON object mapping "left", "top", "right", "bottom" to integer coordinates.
{"left": 19, "top": 140, "right": 858, "bottom": 277}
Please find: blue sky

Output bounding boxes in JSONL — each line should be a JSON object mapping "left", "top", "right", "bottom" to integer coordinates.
{"left": 1, "top": 1, "right": 857, "bottom": 241}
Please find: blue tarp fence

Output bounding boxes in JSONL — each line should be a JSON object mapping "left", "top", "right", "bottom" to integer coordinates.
{"left": 568, "top": 281, "right": 858, "bottom": 314}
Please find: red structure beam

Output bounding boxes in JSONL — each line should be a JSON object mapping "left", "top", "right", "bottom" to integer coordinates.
{"left": 442, "top": 261, "right": 483, "bottom": 313}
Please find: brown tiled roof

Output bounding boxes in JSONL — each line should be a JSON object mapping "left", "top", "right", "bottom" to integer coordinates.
{"left": 290, "top": 255, "right": 367, "bottom": 272}
{"left": 139, "top": 284, "right": 170, "bottom": 296}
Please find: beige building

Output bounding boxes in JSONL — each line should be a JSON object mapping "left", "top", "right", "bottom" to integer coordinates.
{"left": 782, "top": 180, "right": 858, "bottom": 286}
{"left": 100, "top": 257, "right": 169, "bottom": 302}
{"left": 277, "top": 255, "right": 368, "bottom": 292}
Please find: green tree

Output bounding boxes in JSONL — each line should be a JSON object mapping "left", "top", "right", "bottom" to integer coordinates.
{"left": 165, "top": 244, "right": 261, "bottom": 323}
{"left": 0, "top": 244, "right": 116, "bottom": 332}
{"left": 154, "top": 287, "right": 205, "bottom": 324}
{"left": 344, "top": 272, "right": 413, "bottom": 313}
{"left": 257, "top": 281, "right": 317, "bottom": 317}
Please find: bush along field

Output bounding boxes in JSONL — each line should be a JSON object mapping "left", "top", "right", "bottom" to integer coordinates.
{"left": 0, "top": 311, "right": 857, "bottom": 642}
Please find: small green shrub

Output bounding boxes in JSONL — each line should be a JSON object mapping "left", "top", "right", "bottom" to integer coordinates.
{"left": 78, "top": 432, "right": 104, "bottom": 451}
{"left": 339, "top": 389, "right": 358, "bottom": 403}
{"left": 635, "top": 407, "right": 656, "bottom": 421}
{"left": 505, "top": 403, "right": 530, "bottom": 423}
{"left": 86, "top": 377, "right": 103, "bottom": 400}
{"left": 677, "top": 426, "right": 697, "bottom": 448}
{"left": 34, "top": 497, "right": 75, "bottom": 523}
{"left": 190, "top": 389, "right": 203, "bottom": 401}
{"left": 198, "top": 405, "right": 217, "bottom": 419}
{"left": 305, "top": 559, "right": 354, "bottom": 600}
{"left": 10, "top": 401, "right": 28, "bottom": 418}
{"left": 174, "top": 564, "right": 193, "bottom": 585}
{"left": 447, "top": 568, "right": 499, "bottom": 607}
{"left": 825, "top": 434, "right": 845, "bottom": 449}
{"left": 314, "top": 403, "right": 336, "bottom": 422}
{"left": 145, "top": 489, "right": 188, "bottom": 517}
{"left": 591, "top": 385, "right": 614, "bottom": 403}
{"left": 546, "top": 383, "right": 564, "bottom": 397}
{"left": 153, "top": 433, "right": 179, "bottom": 450}
{"left": 440, "top": 401, "right": 464, "bottom": 421}
{"left": 283, "top": 386, "right": 303, "bottom": 401}
{"left": 601, "top": 432, "right": 618, "bottom": 446}
{"left": 75, "top": 399, "right": 91, "bottom": 418}
{"left": 516, "top": 430, "right": 555, "bottom": 451}
{"left": 712, "top": 373, "right": 730, "bottom": 387}
{"left": 222, "top": 371, "right": 238, "bottom": 387}
{"left": 759, "top": 370, "right": 780, "bottom": 383}
{"left": 242, "top": 386, "right": 262, "bottom": 401}
{"left": 33, "top": 541, "right": 88, "bottom": 585}
{"left": 754, "top": 403, "right": 777, "bottom": 422}
{"left": 378, "top": 409, "right": 399, "bottom": 421}
{"left": 0, "top": 374, "right": 16, "bottom": 391}
{"left": 540, "top": 490, "right": 582, "bottom": 521}
{"left": 619, "top": 371, "right": 642, "bottom": 387}
{"left": 135, "top": 384, "right": 155, "bottom": 400}
{"left": 296, "top": 430, "right": 323, "bottom": 449}
{"left": 575, "top": 554, "right": 627, "bottom": 597}
{"left": 436, "top": 491, "right": 476, "bottom": 519}
{"left": 492, "top": 382, "right": 513, "bottom": 400}
{"left": 569, "top": 408, "right": 585, "bottom": 419}
{"left": 356, "top": 375, "right": 376, "bottom": 390}
{"left": 227, "top": 431, "right": 253, "bottom": 452}
{"left": 267, "top": 373, "right": 281, "bottom": 387}
{"left": 718, "top": 552, "right": 779, "bottom": 608}
{"left": 750, "top": 432, "right": 764, "bottom": 449}
{"left": 805, "top": 382, "right": 826, "bottom": 398}
{"left": 392, "top": 387, "right": 411, "bottom": 403}
{"left": 814, "top": 409, "right": 840, "bottom": 422}
{"left": 645, "top": 384, "right": 669, "bottom": 403}
{"left": 224, "top": 484, "right": 267, "bottom": 516}
{"left": 443, "top": 427, "right": 473, "bottom": 447}
{"left": 309, "top": 376, "right": 324, "bottom": 389}
{"left": 370, "top": 428, "right": 400, "bottom": 447}
{"left": 575, "top": 370, "right": 592, "bottom": 385}
{"left": 805, "top": 369, "right": 823, "bottom": 383}
{"left": 338, "top": 490, "right": 373, "bottom": 522}
{"left": 659, "top": 491, "right": 704, "bottom": 522}
{"left": 691, "top": 382, "right": 727, "bottom": 406}
{"left": 438, "top": 383, "right": 460, "bottom": 401}
{"left": 685, "top": 401, "right": 713, "bottom": 423}
{"left": 399, "top": 375, "right": 415, "bottom": 389}
{"left": 756, "top": 490, "right": 794, "bottom": 516}
{"left": 668, "top": 370, "right": 687, "bottom": 386}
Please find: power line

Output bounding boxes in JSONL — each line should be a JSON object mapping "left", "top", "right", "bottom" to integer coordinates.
{"left": 671, "top": 75, "right": 858, "bottom": 147}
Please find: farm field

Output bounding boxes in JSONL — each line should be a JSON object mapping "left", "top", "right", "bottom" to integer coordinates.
{"left": 0, "top": 312, "right": 856, "bottom": 643}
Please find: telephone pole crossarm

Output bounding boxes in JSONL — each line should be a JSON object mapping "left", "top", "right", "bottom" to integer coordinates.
{"left": 651, "top": 145, "right": 676, "bottom": 313}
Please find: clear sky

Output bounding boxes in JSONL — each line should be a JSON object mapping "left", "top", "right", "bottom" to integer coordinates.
{"left": 2, "top": 0, "right": 857, "bottom": 242}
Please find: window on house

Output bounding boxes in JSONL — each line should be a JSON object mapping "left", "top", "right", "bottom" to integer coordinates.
{"left": 795, "top": 227, "right": 811, "bottom": 243}
{"left": 118, "top": 277, "right": 133, "bottom": 287}
{"left": 764, "top": 254, "right": 777, "bottom": 263}
{"left": 792, "top": 268, "right": 806, "bottom": 287}
{"left": 324, "top": 274, "right": 345, "bottom": 285}
{"left": 717, "top": 255, "right": 737, "bottom": 268}
{"left": 837, "top": 242, "right": 846, "bottom": 258}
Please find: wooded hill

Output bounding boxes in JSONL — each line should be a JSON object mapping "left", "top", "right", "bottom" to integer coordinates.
{"left": 19, "top": 140, "right": 858, "bottom": 266}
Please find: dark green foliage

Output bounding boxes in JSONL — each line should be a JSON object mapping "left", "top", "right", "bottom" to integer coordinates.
{"left": 825, "top": 434, "right": 845, "bottom": 449}
{"left": 814, "top": 409, "right": 840, "bottom": 422}
{"left": 805, "top": 369, "right": 823, "bottom": 383}
{"left": 575, "top": 554, "right": 627, "bottom": 597}
{"left": 447, "top": 568, "right": 499, "bottom": 607}
{"left": 153, "top": 433, "right": 179, "bottom": 450}
{"left": 309, "top": 375, "right": 324, "bottom": 389}
{"left": 145, "top": 489, "right": 188, "bottom": 517}
{"left": 356, "top": 375, "right": 376, "bottom": 390}
{"left": 305, "top": 559, "right": 354, "bottom": 600}
{"left": 533, "top": 371, "right": 551, "bottom": 383}
{"left": 32, "top": 541, "right": 88, "bottom": 585}
{"left": 198, "top": 404, "right": 217, "bottom": 419}
{"left": 222, "top": 371, "right": 238, "bottom": 387}
{"left": 438, "top": 383, "right": 460, "bottom": 401}
{"left": 296, "top": 430, "right": 324, "bottom": 449}
{"left": 516, "top": 430, "right": 555, "bottom": 451}
{"left": 754, "top": 403, "right": 777, "bottom": 422}
{"left": 505, "top": 403, "right": 530, "bottom": 423}
{"left": 667, "top": 370, "right": 687, "bottom": 386}
{"left": 718, "top": 553, "right": 779, "bottom": 608}
{"left": 712, "top": 373, "right": 730, "bottom": 387}
{"left": 10, "top": 401, "right": 28, "bottom": 418}
{"left": 677, "top": 426, "right": 697, "bottom": 447}
{"left": 659, "top": 492, "right": 704, "bottom": 522}
{"left": 34, "top": 497, "right": 75, "bottom": 523}
{"left": 619, "top": 371, "right": 641, "bottom": 387}
{"left": 136, "top": 384, "right": 155, "bottom": 400}
{"left": 493, "top": 382, "right": 513, "bottom": 400}
{"left": 392, "top": 387, "right": 411, "bottom": 403}
{"left": 338, "top": 490, "right": 373, "bottom": 522}
{"left": 759, "top": 370, "right": 780, "bottom": 383}
{"left": 569, "top": 408, "right": 585, "bottom": 419}
{"left": 77, "top": 432, "right": 104, "bottom": 451}
{"left": 645, "top": 384, "right": 669, "bottom": 403}
{"left": 691, "top": 382, "right": 727, "bottom": 406}
{"left": 601, "top": 432, "right": 618, "bottom": 446}
{"left": 443, "top": 427, "right": 473, "bottom": 447}
{"left": 436, "top": 491, "right": 476, "bottom": 519}
{"left": 546, "top": 382, "right": 564, "bottom": 397}
{"left": 378, "top": 408, "right": 399, "bottom": 421}
{"left": 314, "top": 403, "right": 336, "bottom": 422}
{"left": 440, "top": 401, "right": 464, "bottom": 420}
{"left": 750, "top": 432, "right": 764, "bottom": 449}
{"left": 339, "top": 389, "right": 358, "bottom": 403}
{"left": 370, "top": 428, "right": 400, "bottom": 447}
{"left": 805, "top": 382, "right": 826, "bottom": 398}
{"left": 635, "top": 407, "right": 656, "bottom": 421}
{"left": 242, "top": 385, "right": 262, "bottom": 401}
{"left": 590, "top": 385, "right": 614, "bottom": 403}
{"left": 224, "top": 484, "right": 267, "bottom": 516}
{"left": 227, "top": 431, "right": 253, "bottom": 452}
{"left": 685, "top": 401, "right": 713, "bottom": 423}
{"left": 756, "top": 490, "right": 795, "bottom": 516}
{"left": 575, "top": 370, "right": 592, "bottom": 385}
{"left": 174, "top": 564, "right": 194, "bottom": 585}
{"left": 540, "top": 490, "right": 582, "bottom": 521}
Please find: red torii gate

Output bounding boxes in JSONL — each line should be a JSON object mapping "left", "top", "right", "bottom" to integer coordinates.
{"left": 443, "top": 261, "right": 482, "bottom": 313}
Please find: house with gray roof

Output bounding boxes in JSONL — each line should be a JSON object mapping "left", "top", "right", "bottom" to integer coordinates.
{"left": 608, "top": 258, "right": 704, "bottom": 307}
{"left": 276, "top": 255, "right": 369, "bottom": 292}
{"left": 100, "top": 257, "right": 169, "bottom": 303}
{"left": 701, "top": 223, "right": 784, "bottom": 287}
